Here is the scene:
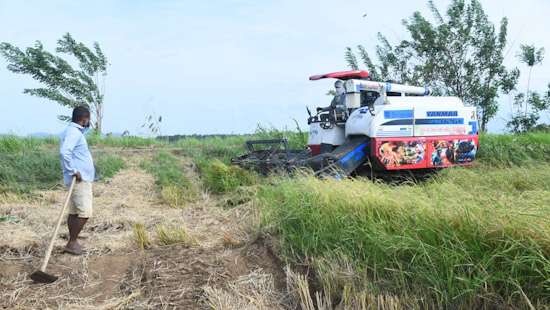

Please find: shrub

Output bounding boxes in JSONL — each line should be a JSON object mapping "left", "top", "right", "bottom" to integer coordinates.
{"left": 202, "top": 159, "right": 256, "bottom": 193}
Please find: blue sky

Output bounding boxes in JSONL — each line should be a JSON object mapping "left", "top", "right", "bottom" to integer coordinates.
{"left": 1, "top": 0, "right": 549, "bottom": 135}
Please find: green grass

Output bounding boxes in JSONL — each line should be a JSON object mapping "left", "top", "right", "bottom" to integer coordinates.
{"left": 174, "top": 127, "right": 306, "bottom": 193}
{"left": 258, "top": 164, "right": 550, "bottom": 308}
{"left": 141, "top": 151, "right": 196, "bottom": 207}
{"left": 201, "top": 159, "right": 257, "bottom": 193}
{"left": 175, "top": 135, "right": 250, "bottom": 164}
{"left": 478, "top": 132, "right": 550, "bottom": 166}
{"left": 0, "top": 136, "right": 127, "bottom": 194}
{"left": 95, "top": 154, "right": 126, "bottom": 179}
{"left": 0, "top": 151, "right": 126, "bottom": 194}
{"left": 0, "top": 135, "right": 54, "bottom": 153}
{"left": 0, "top": 151, "right": 61, "bottom": 194}
{"left": 174, "top": 126, "right": 307, "bottom": 165}
{"left": 141, "top": 151, "right": 191, "bottom": 188}
{"left": 87, "top": 134, "right": 163, "bottom": 148}
{"left": 0, "top": 134, "right": 163, "bottom": 152}
{"left": 254, "top": 124, "right": 308, "bottom": 150}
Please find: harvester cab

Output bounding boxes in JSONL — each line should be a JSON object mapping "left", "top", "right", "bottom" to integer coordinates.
{"left": 232, "top": 70, "right": 479, "bottom": 177}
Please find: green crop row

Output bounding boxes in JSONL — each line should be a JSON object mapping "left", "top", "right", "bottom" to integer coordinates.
{"left": 140, "top": 151, "right": 196, "bottom": 207}
{"left": 258, "top": 164, "right": 550, "bottom": 308}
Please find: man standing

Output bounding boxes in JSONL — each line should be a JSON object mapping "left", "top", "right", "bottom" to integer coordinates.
{"left": 59, "top": 106, "right": 95, "bottom": 255}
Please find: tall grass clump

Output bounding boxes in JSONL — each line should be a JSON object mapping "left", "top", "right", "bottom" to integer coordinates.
{"left": 155, "top": 224, "right": 197, "bottom": 246}
{"left": 95, "top": 154, "right": 125, "bottom": 179}
{"left": 141, "top": 151, "right": 196, "bottom": 207}
{"left": 132, "top": 223, "right": 151, "bottom": 250}
{"left": 259, "top": 165, "right": 550, "bottom": 308}
{"left": 202, "top": 159, "right": 256, "bottom": 194}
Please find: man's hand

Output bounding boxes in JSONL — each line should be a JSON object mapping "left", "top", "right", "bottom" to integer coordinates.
{"left": 73, "top": 171, "right": 82, "bottom": 182}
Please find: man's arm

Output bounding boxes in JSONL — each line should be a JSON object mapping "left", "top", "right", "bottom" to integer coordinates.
{"left": 60, "top": 129, "right": 81, "bottom": 181}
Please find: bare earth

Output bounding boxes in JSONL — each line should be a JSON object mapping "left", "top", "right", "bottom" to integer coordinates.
{"left": 0, "top": 152, "right": 287, "bottom": 309}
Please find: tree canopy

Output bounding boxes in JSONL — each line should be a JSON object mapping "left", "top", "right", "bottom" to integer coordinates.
{"left": 346, "top": 0, "right": 519, "bottom": 131}
{"left": 0, "top": 33, "right": 108, "bottom": 133}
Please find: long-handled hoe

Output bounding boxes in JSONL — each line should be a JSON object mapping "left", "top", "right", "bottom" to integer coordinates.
{"left": 30, "top": 176, "right": 76, "bottom": 283}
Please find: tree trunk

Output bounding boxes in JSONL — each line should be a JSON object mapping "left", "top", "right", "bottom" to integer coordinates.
{"left": 480, "top": 111, "right": 488, "bottom": 132}
{"left": 94, "top": 103, "right": 102, "bottom": 134}
{"left": 525, "top": 66, "right": 532, "bottom": 117}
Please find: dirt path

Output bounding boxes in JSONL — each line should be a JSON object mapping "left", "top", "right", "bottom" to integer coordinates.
{"left": 0, "top": 152, "right": 287, "bottom": 309}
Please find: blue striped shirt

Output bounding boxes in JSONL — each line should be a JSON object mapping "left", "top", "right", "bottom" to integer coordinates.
{"left": 59, "top": 122, "right": 95, "bottom": 185}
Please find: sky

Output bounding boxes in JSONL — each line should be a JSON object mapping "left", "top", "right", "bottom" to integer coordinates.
{"left": 1, "top": 0, "right": 549, "bottom": 136}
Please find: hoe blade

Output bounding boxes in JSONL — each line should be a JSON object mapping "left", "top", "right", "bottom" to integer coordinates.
{"left": 30, "top": 270, "right": 58, "bottom": 284}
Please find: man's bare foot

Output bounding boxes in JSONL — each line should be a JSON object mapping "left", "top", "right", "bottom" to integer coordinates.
{"left": 64, "top": 241, "right": 83, "bottom": 255}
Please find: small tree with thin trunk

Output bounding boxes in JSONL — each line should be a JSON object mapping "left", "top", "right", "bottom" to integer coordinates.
{"left": 507, "top": 44, "right": 549, "bottom": 133}
{"left": 0, "top": 33, "right": 108, "bottom": 133}
{"left": 517, "top": 45, "right": 544, "bottom": 103}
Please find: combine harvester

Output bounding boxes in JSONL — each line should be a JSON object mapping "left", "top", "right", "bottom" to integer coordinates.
{"left": 232, "top": 70, "right": 479, "bottom": 177}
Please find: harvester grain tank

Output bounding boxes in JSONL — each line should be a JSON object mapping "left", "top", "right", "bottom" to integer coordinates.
{"left": 232, "top": 70, "right": 479, "bottom": 176}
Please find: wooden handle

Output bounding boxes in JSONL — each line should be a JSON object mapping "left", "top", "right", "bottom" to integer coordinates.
{"left": 40, "top": 176, "right": 77, "bottom": 272}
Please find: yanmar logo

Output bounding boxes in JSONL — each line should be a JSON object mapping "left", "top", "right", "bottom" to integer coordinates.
{"left": 427, "top": 111, "right": 458, "bottom": 117}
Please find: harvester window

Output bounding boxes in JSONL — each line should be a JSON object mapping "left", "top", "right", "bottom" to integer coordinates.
{"left": 387, "top": 91, "right": 402, "bottom": 96}
{"left": 360, "top": 91, "right": 379, "bottom": 107}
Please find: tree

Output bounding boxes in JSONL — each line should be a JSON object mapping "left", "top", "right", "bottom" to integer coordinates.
{"left": 507, "top": 44, "right": 549, "bottom": 133}
{"left": 0, "top": 33, "right": 108, "bottom": 133}
{"left": 507, "top": 90, "right": 550, "bottom": 132}
{"left": 346, "top": 0, "right": 519, "bottom": 131}
{"left": 518, "top": 44, "right": 544, "bottom": 113}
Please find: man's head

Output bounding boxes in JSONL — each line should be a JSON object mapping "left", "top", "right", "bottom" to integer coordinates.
{"left": 334, "top": 80, "right": 345, "bottom": 96}
{"left": 72, "top": 106, "right": 91, "bottom": 128}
